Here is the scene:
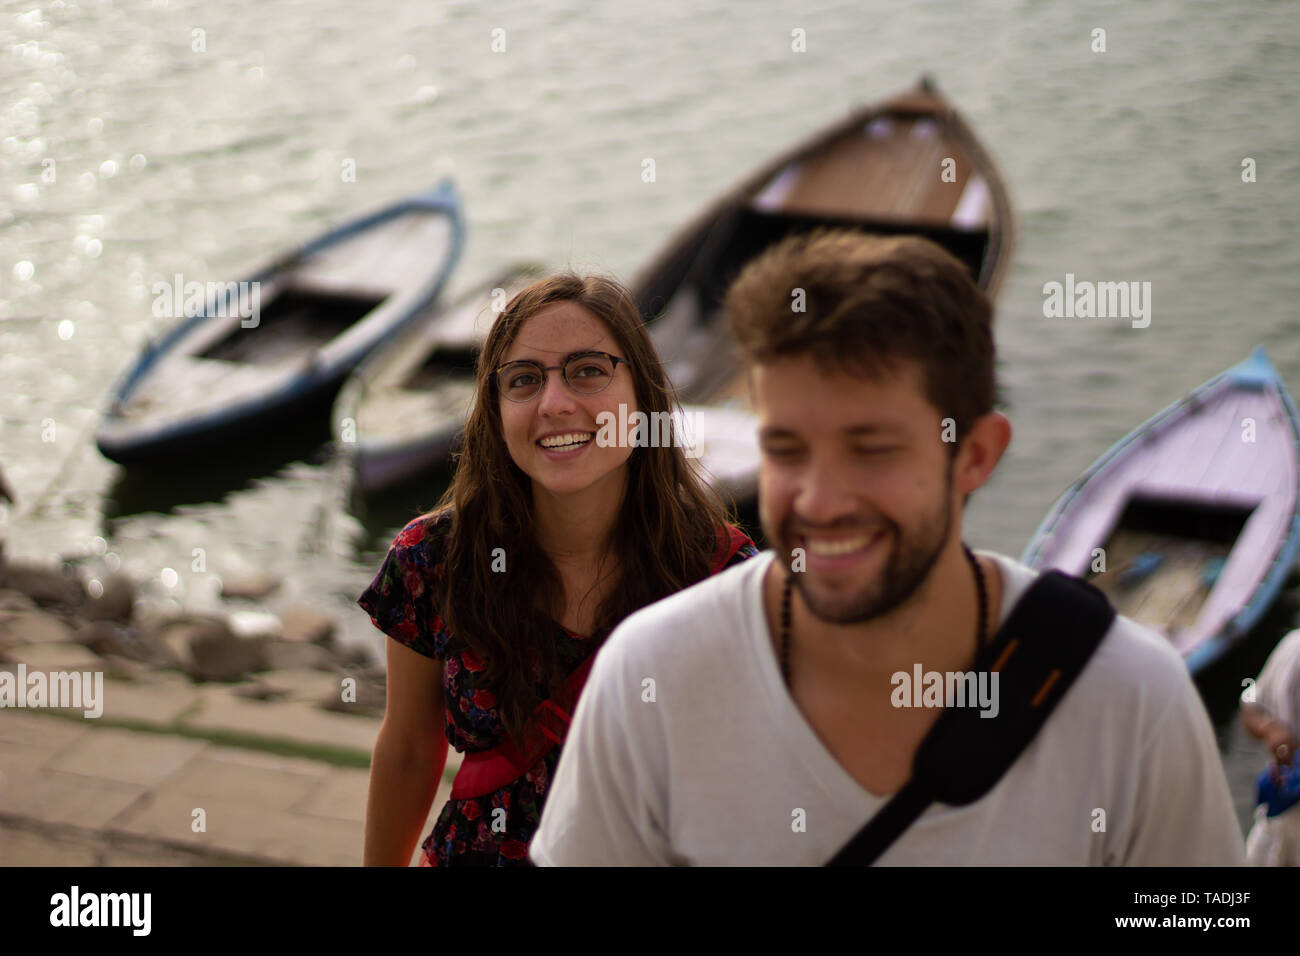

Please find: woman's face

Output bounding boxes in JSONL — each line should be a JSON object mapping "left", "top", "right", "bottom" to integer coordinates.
{"left": 497, "top": 301, "right": 638, "bottom": 499}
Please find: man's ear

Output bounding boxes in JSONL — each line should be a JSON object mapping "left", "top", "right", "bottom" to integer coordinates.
{"left": 956, "top": 411, "right": 1012, "bottom": 498}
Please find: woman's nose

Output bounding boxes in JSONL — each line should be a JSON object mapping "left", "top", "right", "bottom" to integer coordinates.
{"left": 535, "top": 368, "right": 578, "bottom": 414}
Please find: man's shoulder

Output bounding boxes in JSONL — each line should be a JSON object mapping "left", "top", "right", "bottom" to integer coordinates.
{"left": 985, "top": 551, "right": 1195, "bottom": 706}
{"left": 597, "top": 549, "right": 774, "bottom": 667}
{"left": 1088, "top": 605, "right": 1197, "bottom": 706}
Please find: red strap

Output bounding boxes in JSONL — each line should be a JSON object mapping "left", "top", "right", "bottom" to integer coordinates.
{"left": 711, "top": 524, "right": 749, "bottom": 574}
{"left": 450, "top": 652, "right": 596, "bottom": 800}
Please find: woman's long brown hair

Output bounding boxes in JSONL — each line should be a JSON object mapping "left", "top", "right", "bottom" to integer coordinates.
{"left": 428, "top": 272, "right": 737, "bottom": 755}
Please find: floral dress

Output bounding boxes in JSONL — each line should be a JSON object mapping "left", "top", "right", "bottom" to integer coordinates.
{"left": 357, "top": 511, "right": 759, "bottom": 866}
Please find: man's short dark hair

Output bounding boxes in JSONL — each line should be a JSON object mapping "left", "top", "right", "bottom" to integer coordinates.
{"left": 724, "top": 229, "right": 996, "bottom": 454}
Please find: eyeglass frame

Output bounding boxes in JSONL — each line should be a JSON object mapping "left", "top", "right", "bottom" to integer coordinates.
{"left": 492, "top": 350, "right": 633, "bottom": 403}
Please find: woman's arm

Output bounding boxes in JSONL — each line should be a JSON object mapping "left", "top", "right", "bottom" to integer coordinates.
{"left": 364, "top": 637, "right": 450, "bottom": 865}
{"left": 1240, "top": 702, "right": 1297, "bottom": 766}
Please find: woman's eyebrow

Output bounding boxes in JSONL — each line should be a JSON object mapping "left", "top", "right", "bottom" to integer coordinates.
{"left": 500, "top": 348, "right": 609, "bottom": 365}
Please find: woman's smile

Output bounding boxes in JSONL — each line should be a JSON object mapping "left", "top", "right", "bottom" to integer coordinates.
{"left": 535, "top": 430, "right": 596, "bottom": 458}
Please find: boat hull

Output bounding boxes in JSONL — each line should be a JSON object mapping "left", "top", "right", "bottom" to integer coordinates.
{"left": 95, "top": 181, "right": 466, "bottom": 466}
{"left": 628, "top": 76, "right": 1016, "bottom": 497}
{"left": 1022, "top": 348, "right": 1300, "bottom": 674}
{"left": 332, "top": 263, "right": 546, "bottom": 496}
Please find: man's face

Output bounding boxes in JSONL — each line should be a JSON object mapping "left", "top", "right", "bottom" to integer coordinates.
{"left": 754, "top": 355, "right": 956, "bottom": 625}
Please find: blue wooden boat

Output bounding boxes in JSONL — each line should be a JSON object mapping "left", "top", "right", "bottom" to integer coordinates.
{"left": 1022, "top": 347, "right": 1300, "bottom": 674}
{"left": 95, "top": 180, "right": 465, "bottom": 465}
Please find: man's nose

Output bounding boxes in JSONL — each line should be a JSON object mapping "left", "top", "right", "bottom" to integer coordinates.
{"left": 794, "top": 455, "right": 860, "bottom": 526}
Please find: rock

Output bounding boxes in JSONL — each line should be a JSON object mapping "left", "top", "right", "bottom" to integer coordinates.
{"left": 278, "top": 606, "right": 336, "bottom": 647}
{"left": 192, "top": 632, "right": 266, "bottom": 684}
{"left": 0, "top": 560, "right": 85, "bottom": 610}
{"left": 155, "top": 618, "right": 266, "bottom": 682}
{"left": 138, "top": 632, "right": 189, "bottom": 671}
{"left": 335, "top": 644, "right": 374, "bottom": 668}
{"left": 5, "top": 642, "right": 105, "bottom": 672}
{"left": 0, "top": 589, "right": 36, "bottom": 614}
{"left": 219, "top": 571, "right": 281, "bottom": 601}
{"left": 228, "top": 680, "right": 288, "bottom": 702}
{"left": 344, "top": 663, "right": 387, "bottom": 684}
{"left": 82, "top": 620, "right": 188, "bottom": 672}
{"left": 95, "top": 654, "right": 154, "bottom": 682}
{"left": 74, "top": 620, "right": 134, "bottom": 657}
{"left": 0, "top": 608, "right": 76, "bottom": 647}
{"left": 129, "top": 626, "right": 188, "bottom": 670}
{"left": 227, "top": 609, "right": 283, "bottom": 641}
{"left": 262, "top": 641, "right": 338, "bottom": 672}
{"left": 83, "top": 572, "right": 135, "bottom": 623}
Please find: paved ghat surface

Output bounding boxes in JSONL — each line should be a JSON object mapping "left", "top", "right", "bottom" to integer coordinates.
{"left": 0, "top": 679, "right": 461, "bottom": 866}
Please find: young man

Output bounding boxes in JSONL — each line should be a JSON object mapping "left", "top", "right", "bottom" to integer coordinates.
{"left": 529, "top": 231, "right": 1245, "bottom": 865}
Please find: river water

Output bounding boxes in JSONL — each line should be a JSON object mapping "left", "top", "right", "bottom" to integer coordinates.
{"left": 3, "top": 0, "right": 1298, "bottom": 835}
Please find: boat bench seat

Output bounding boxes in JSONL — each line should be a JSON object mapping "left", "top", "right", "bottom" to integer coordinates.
{"left": 288, "top": 270, "right": 395, "bottom": 303}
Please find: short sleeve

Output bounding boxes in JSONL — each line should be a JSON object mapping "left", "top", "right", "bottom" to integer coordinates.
{"left": 356, "top": 514, "right": 450, "bottom": 661}
{"left": 1245, "top": 628, "right": 1300, "bottom": 727}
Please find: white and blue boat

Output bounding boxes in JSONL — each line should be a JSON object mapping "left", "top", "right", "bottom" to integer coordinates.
{"left": 1022, "top": 347, "right": 1300, "bottom": 674}
{"left": 95, "top": 180, "right": 465, "bottom": 465}
{"left": 332, "top": 262, "right": 546, "bottom": 494}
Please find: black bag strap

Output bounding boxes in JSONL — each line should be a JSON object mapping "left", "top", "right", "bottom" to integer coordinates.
{"left": 826, "top": 569, "right": 1116, "bottom": 866}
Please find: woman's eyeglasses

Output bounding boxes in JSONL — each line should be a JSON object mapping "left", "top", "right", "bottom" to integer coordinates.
{"left": 493, "top": 351, "right": 631, "bottom": 403}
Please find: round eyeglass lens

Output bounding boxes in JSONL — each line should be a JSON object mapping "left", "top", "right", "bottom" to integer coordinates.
{"left": 564, "top": 353, "right": 615, "bottom": 393}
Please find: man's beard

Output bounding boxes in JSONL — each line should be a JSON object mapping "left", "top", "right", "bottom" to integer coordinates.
{"left": 772, "top": 465, "right": 956, "bottom": 626}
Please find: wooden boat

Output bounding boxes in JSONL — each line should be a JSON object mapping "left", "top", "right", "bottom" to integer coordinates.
{"left": 333, "top": 263, "right": 547, "bottom": 494}
{"left": 630, "top": 76, "right": 1016, "bottom": 499}
{"left": 95, "top": 180, "right": 466, "bottom": 465}
{"left": 1022, "top": 347, "right": 1300, "bottom": 674}
{"left": 333, "top": 261, "right": 767, "bottom": 499}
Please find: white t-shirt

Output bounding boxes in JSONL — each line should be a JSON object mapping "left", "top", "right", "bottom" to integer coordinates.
{"left": 530, "top": 549, "right": 1246, "bottom": 866}
{"left": 1241, "top": 627, "right": 1300, "bottom": 729}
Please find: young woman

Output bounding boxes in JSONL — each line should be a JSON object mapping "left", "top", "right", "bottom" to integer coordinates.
{"left": 358, "top": 272, "right": 758, "bottom": 866}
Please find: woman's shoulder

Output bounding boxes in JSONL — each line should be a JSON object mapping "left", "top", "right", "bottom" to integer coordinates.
{"left": 389, "top": 509, "right": 455, "bottom": 562}
{"left": 357, "top": 509, "right": 456, "bottom": 660}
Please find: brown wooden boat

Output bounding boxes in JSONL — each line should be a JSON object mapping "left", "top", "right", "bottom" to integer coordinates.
{"left": 631, "top": 76, "right": 1016, "bottom": 499}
